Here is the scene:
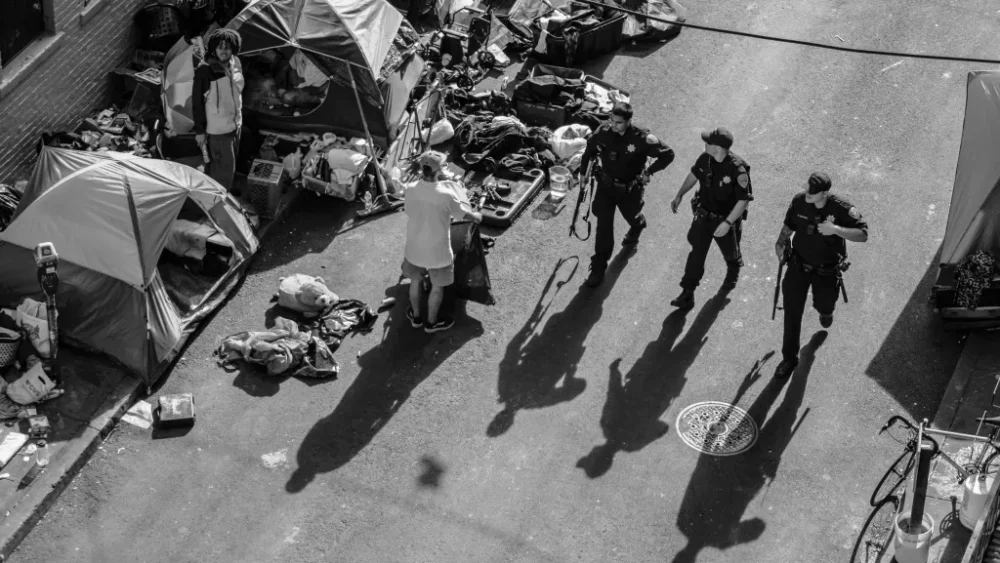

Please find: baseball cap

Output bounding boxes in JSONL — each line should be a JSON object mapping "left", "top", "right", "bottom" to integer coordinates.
{"left": 701, "top": 127, "right": 734, "bottom": 149}
{"left": 807, "top": 172, "right": 832, "bottom": 194}
{"left": 418, "top": 150, "right": 447, "bottom": 172}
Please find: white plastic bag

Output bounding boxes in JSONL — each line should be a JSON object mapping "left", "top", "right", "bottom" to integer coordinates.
{"left": 426, "top": 119, "right": 455, "bottom": 146}
{"left": 282, "top": 151, "right": 302, "bottom": 180}
{"left": 15, "top": 299, "right": 53, "bottom": 358}
{"left": 6, "top": 360, "right": 56, "bottom": 406}
{"left": 551, "top": 124, "right": 592, "bottom": 160}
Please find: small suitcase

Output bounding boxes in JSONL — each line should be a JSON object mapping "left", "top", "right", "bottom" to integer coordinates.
{"left": 157, "top": 393, "right": 196, "bottom": 428}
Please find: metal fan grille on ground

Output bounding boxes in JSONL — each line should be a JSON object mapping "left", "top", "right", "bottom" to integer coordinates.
{"left": 675, "top": 401, "right": 758, "bottom": 456}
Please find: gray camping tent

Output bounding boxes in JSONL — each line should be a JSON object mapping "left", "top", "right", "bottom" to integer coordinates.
{"left": 933, "top": 70, "right": 1000, "bottom": 329}
{"left": 223, "top": 0, "right": 426, "bottom": 148}
{"left": 0, "top": 148, "right": 259, "bottom": 386}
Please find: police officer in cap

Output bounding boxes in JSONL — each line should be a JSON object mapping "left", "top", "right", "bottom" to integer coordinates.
{"left": 773, "top": 172, "right": 868, "bottom": 379}
{"left": 579, "top": 102, "right": 675, "bottom": 287}
{"left": 669, "top": 127, "right": 752, "bottom": 308}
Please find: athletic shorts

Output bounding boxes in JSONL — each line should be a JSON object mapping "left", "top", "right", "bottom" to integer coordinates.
{"left": 401, "top": 258, "right": 454, "bottom": 287}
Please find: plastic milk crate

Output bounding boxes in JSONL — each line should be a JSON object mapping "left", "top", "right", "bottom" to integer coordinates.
{"left": 247, "top": 159, "right": 284, "bottom": 218}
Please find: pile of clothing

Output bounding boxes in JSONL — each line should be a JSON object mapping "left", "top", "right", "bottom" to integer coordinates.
{"left": 242, "top": 49, "right": 329, "bottom": 116}
{"left": 36, "top": 107, "right": 156, "bottom": 158}
{"left": 954, "top": 250, "right": 1000, "bottom": 310}
{"left": 0, "top": 304, "right": 64, "bottom": 420}
{"left": 619, "top": 0, "right": 687, "bottom": 44}
{"left": 300, "top": 133, "right": 372, "bottom": 200}
{"left": 215, "top": 299, "right": 379, "bottom": 379}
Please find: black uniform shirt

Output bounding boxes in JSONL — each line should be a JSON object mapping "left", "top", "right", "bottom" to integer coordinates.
{"left": 581, "top": 123, "right": 675, "bottom": 181}
{"left": 784, "top": 192, "right": 869, "bottom": 266}
{"left": 691, "top": 152, "right": 753, "bottom": 215}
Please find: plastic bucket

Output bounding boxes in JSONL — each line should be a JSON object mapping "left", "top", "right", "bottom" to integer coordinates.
{"left": 893, "top": 511, "right": 934, "bottom": 563}
{"left": 549, "top": 166, "right": 570, "bottom": 200}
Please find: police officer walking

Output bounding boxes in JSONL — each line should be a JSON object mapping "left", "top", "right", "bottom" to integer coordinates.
{"left": 579, "top": 102, "right": 675, "bottom": 287}
{"left": 669, "top": 127, "right": 752, "bottom": 308}
{"left": 773, "top": 172, "right": 868, "bottom": 379}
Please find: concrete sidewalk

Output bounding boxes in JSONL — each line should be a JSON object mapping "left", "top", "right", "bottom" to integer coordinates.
{"left": 882, "top": 331, "right": 1000, "bottom": 563}
{"left": 0, "top": 184, "right": 306, "bottom": 561}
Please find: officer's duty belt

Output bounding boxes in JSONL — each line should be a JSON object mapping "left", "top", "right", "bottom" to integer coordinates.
{"left": 598, "top": 173, "right": 643, "bottom": 192}
{"left": 693, "top": 206, "right": 728, "bottom": 224}
{"left": 789, "top": 253, "right": 843, "bottom": 277}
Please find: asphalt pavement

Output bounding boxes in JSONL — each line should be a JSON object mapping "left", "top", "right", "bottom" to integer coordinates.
{"left": 7, "top": 0, "right": 997, "bottom": 561}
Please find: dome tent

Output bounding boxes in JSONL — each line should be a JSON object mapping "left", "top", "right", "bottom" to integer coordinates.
{"left": 224, "top": 0, "right": 426, "bottom": 148}
{"left": 0, "top": 148, "right": 259, "bottom": 387}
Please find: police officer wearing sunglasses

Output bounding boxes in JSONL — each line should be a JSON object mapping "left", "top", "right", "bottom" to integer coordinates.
{"left": 579, "top": 102, "right": 675, "bottom": 287}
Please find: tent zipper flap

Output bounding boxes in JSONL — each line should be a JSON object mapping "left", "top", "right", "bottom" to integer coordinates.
{"left": 121, "top": 174, "right": 150, "bottom": 289}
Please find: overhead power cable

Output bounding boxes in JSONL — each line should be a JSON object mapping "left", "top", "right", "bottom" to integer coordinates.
{"left": 567, "top": 0, "right": 1000, "bottom": 64}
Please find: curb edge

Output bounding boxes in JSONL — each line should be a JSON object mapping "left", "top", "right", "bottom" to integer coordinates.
{"left": 0, "top": 376, "right": 142, "bottom": 561}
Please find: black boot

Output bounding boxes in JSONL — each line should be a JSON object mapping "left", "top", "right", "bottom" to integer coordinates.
{"left": 622, "top": 224, "right": 645, "bottom": 246}
{"left": 586, "top": 266, "right": 606, "bottom": 288}
{"left": 721, "top": 268, "right": 740, "bottom": 291}
{"left": 820, "top": 313, "right": 834, "bottom": 328}
{"left": 670, "top": 289, "right": 694, "bottom": 309}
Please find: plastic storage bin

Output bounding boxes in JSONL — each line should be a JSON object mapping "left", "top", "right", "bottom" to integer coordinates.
{"left": 514, "top": 63, "right": 586, "bottom": 129}
{"left": 533, "top": 14, "right": 626, "bottom": 66}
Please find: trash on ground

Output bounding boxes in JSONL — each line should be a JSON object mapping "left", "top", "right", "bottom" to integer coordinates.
{"left": 122, "top": 400, "right": 154, "bottom": 430}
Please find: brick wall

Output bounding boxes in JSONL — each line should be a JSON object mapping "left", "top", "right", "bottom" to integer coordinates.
{"left": 0, "top": 0, "right": 141, "bottom": 184}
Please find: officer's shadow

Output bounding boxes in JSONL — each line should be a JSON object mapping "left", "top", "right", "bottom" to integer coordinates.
{"left": 577, "top": 291, "right": 731, "bottom": 478}
{"left": 488, "top": 247, "right": 635, "bottom": 437}
{"left": 285, "top": 284, "right": 484, "bottom": 493}
{"left": 670, "top": 330, "right": 827, "bottom": 563}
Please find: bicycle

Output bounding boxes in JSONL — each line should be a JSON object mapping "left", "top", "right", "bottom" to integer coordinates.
{"left": 852, "top": 422, "right": 999, "bottom": 563}
{"left": 869, "top": 414, "right": 1000, "bottom": 508}
{"left": 851, "top": 377, "right": 1000, "bottom": 563}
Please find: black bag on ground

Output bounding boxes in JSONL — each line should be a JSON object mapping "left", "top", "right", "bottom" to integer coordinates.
{"left": 449, "top": 221, "right": 496, "bottom": 306}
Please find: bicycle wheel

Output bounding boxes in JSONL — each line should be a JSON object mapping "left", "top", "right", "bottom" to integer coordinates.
{"left": 982, "top": 446, "right": 1000, "bottom": 476}
{"left": 870, "top": 448, "right": 915, "bottom": 507}
{"left": 850, "top": 496, "right": 900, "bottom": 563}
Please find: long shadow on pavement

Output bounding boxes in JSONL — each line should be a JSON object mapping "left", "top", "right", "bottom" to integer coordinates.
{"left": 285, "top": 282, "right": 484, "bottom": 493}
{"left": 864, "top": 251, "right": 964, "bottom": 422}
{"left": 249, "top": 193, "right": 360, "bottom": 275}
{"left": 670, "top": 330, "right": 827, "bottom": 563}
{"left": 487, "top": 247, "right": 635, "bottom": 437}
{"left": 576, "top": 291, "right": 730, "bottom": 478}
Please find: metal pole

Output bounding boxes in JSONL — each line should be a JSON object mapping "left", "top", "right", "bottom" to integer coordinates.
{"left": 909, "top": 426, "right": 935, "bottom": 531}
{"left": 348, "top": 63, "right": 387, "bottom": 196}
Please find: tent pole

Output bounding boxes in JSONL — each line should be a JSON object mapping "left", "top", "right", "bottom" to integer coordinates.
{"left": 348, "top": 65, "right": 388, "bottom": 197}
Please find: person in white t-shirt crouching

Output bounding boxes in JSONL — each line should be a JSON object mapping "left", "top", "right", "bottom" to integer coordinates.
{"left": 378, "top": 151, "right": 482, "bottom": 333}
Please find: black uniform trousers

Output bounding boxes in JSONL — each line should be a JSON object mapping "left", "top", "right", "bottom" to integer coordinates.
{"left": 679, "top": 214, "right": 743, "bottom": 290}
{"left": 591, "top": 180, "right": 646, "bottom": 270}
{"left": 781, "top": 260, "right": 840, "bottom": 361}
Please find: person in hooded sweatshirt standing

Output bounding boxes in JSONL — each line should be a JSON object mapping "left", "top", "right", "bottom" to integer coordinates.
{"left": 193, "top": 28, "right": 245, "bottom": 194}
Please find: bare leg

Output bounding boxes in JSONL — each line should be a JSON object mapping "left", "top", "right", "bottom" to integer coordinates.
{"left": 426, "top": 285, "right": 446, "bottom": 324}
{"left": 409, "top": 277, "right": 425, "bottom": 318}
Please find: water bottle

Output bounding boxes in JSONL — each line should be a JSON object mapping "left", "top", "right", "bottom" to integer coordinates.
{"left": 36, "top": 440, "right": 49, "bottom": 467}
{"left": 200, "top": 143, "right": 211, "bottom": 164}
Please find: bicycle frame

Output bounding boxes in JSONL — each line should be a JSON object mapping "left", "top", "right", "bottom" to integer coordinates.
{"left": 881, "top": 415, "right": 999, "bottom": 482}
